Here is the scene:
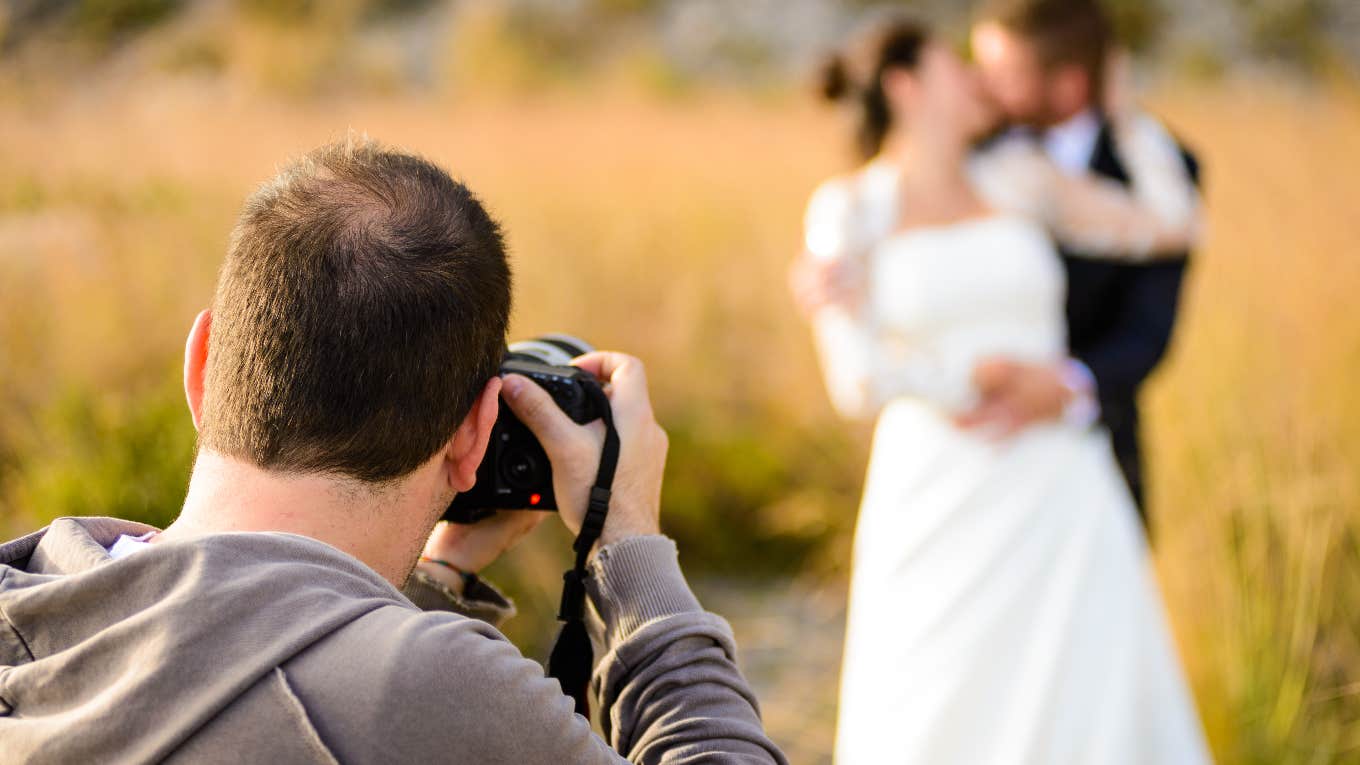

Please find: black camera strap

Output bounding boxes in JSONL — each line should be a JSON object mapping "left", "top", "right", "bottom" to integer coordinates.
{"left": 547, "top": 379, "right": 619, "bottom": 717}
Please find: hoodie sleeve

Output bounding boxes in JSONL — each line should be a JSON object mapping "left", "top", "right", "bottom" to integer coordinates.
{"left": 427, "top": 535, "right": 786, "bottom": 764}
{"left": 288, "top": 537, "right": 785, "bottom": 765}
{"left": 585, "top": 535, "right": 787, "bottom": 764}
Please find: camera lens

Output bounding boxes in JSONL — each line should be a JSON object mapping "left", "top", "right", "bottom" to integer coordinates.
{"left": 499, "top": 447, "right": 541, "bottom": 490}
{"left": 506, "top": 334, "right": 595, "bottom": 367}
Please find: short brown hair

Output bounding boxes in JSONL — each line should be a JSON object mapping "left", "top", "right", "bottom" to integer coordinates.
{"left": 201, "top": 137, "right": 511, "bottom": 483}
{"left": 978, "top": 0, "right": 1112, "bottom": 93}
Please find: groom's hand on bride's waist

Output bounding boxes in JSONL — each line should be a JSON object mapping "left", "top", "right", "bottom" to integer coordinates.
{"left": 956, "top": 357, "right": 1079, "bottom": 438}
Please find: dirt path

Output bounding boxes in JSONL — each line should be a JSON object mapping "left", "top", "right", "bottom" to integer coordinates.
{"left": 692, "top": 576, "right": 848, "bottom": 764}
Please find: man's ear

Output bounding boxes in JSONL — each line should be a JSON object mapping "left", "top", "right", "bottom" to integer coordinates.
{"left": 184, "top": 309, "right": 211, "bottom": 431}
{"left": 446, "top": 377, "right": 502, "bottom": 493}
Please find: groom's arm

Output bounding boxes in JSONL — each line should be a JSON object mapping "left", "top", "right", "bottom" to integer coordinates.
{"left": 957, "top": 142, "right": 1200, "bottom": 436}
{"left": 1076, "top": 144, "right": 1200, "bottom": 403}
{"left": 960, "top": 258, "right": 1187, "bottom": 438}
{"left": 1072, "top": 259, "right": 1186, "bottom": 404}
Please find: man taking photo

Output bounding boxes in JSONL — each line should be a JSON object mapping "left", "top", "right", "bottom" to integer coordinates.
{"left": 0, "top": 138, "right": 786, "bottom": 764}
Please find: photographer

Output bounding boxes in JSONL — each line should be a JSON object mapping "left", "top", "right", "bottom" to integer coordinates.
{"left": 0, "top": 139, "right": 785, "bottom": 764}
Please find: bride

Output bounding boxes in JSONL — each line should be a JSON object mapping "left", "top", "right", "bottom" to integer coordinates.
{"left": 790, "top": 18, "right": 1212, "bottom": 764}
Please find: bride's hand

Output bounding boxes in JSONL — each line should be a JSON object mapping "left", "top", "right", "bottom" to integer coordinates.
{"left": 788, "top": 252, "right": 866, "bottom": 317}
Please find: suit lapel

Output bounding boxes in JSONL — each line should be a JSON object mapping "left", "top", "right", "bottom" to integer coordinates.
{"left": 1088, "top": 118, "right": 1131, "bottom": 186}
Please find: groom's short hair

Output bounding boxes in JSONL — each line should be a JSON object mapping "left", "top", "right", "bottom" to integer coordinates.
{"left": 201, "top": 137, "right": 511, "bottom": 483}
{"left": 978, "top": 0, "right": 1112, "bottom": 92}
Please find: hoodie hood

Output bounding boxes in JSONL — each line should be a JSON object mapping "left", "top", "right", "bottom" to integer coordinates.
{"left": 0, "top": 517, "right": 405, "bottom": 763}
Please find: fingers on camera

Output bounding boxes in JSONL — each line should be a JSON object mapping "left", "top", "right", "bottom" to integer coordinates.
{"left": 569, "top": 350, "right": 631, "bottom": 381}
{"left": 572, "top": 352, "right": 651, "bottom": 413}
{"left": 502, "top": 374, "right": 574, "bottom": 441}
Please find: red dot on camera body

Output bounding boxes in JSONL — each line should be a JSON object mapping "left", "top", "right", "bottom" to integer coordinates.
{"left": 530, "top": 493, "right": 542, "bottom": 506}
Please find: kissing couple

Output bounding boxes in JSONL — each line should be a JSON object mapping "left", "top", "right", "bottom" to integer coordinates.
{"left": 790, "top": 0, "right": 1214, "bottom": 762}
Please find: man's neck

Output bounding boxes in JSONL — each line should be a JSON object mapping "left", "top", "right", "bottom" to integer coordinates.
{"left": 157, "top": 450, "right": 439, "bottom": 587}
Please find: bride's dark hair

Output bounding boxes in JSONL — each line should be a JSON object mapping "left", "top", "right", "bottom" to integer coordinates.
{"left": 817, "top": 17, "right": 930, "bottom": 162}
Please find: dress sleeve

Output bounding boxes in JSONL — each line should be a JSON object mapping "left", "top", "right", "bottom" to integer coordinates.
{"left": 801, "top": 177, "right": 888, "bottom": 419}
{"left": 802, "top": 180, "right": 973, "bottom": 420}
{"left": 974, "top": 117, "right": 1202, "bottom": 259}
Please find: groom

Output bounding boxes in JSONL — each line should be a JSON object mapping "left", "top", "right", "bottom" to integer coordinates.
{"left": 959, "top": 0, "right": 1201, "bottom": 528}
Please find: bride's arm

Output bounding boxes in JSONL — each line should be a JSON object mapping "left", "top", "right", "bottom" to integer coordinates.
{"left": 798, "top": 178, "right": 882, "bottom": 420}
{"left": 802, "top": 279, "right": 966, "bottom": 420}
{"left": 976, "top": 119, "right": 1201, "bottom": 260}
{"left": 798, "top": 180, "right": 961, "bottom": 420}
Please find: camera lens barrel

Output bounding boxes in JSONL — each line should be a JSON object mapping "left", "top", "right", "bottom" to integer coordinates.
{"left": 505, "top": 334, "right": 595, "bottom": 367}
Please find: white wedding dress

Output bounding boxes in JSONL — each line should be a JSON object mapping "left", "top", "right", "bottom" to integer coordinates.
{"left": 807, "top": 119, "right": 1212, "bottom": 764}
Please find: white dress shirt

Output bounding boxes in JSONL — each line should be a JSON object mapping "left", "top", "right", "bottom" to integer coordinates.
{"left": 1042, "top": 108, "right": 1102, "bottom": 176}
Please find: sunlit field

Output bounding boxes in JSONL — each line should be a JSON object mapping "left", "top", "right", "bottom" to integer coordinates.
{"left": 1, "top": 76, "right": 1357, "bottom": 762}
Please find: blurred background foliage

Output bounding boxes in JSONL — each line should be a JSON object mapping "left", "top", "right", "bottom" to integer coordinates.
{"left": 1, "top": 0, "right": 1358, "bottom": 93}
{"left": 1, "top": 1, "right": 1359, "bottom": 762}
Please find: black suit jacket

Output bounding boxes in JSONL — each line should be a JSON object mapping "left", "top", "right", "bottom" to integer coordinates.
{"left": 1060, "top": 119, "right": 1201, "bottom": 520}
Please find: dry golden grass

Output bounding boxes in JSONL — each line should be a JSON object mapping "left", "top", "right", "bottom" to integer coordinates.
{"left": 0, "top": 76, "right": 1357, "bottom": 762}
{"left": 1142, "top": 83, "right": 1360, "bottom": 762}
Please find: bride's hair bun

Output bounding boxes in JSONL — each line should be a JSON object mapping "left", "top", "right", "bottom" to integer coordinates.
{"left": 816, "top": 15, "right": 930, "bottom": 161}
{"left": 817, "top": 52, "right": 852, "bottom": 102}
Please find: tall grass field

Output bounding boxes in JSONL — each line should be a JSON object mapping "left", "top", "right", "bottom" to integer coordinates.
{"left": 1, "top": 77, "right": 1357, "bottom": 762}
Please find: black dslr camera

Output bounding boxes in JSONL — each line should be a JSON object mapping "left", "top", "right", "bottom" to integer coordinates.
{"left": 444, "top": 335, "right": 603, "bottom": 524}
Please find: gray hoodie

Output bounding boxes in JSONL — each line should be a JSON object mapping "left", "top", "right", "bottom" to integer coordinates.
{"left": 0, "top": 517, "right": 785, "bottom": 764}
